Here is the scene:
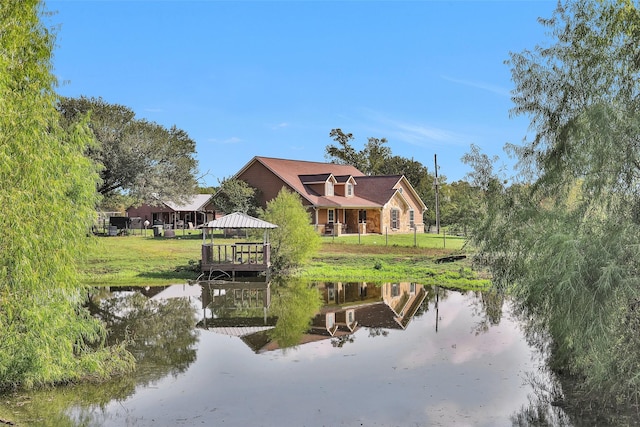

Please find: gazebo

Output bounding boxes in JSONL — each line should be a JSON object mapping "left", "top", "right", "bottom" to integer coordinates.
{"left": 199, "top": 212, "right": 278, "bottom": 280}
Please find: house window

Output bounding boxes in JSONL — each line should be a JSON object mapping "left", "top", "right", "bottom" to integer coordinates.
{"left": 410, "top": 283, "right": 416, "bottom": 294}
{"left": 409, "top": 209, "right": 415, "bottom": 228}
{"left": 326, "top": 181, "right": 334, "bottom": 196}
{"left": 359, "top": 210, "right": 367, "bottom": 223}
{"left": 391, "top": 208, "right": 400, "bottom": 229}
{"left": 347, "top": 310, "right": 354, "bottom": 324}
{"left": 346, "top": 183, "right": 353, "bottom": 196}
{"left": 326, "top": 313, "right": 335, "bottom": 330}
{"left": 328, "top": 209, "right": 335, "bottom": 223}
{"left": 328, "top": 284, "right": 335, "bottom": 301}
{"left": 391, "top": 283, "right": 400, "bottom": 297}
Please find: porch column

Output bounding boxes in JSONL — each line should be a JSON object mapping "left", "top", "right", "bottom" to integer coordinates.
{"left": 314, "top": 208, "right": 319, "bottom": 233}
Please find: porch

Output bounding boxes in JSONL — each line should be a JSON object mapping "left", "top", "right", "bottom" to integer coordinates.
{"left": 314, "top": 208, "right": 382, "bottom": 236}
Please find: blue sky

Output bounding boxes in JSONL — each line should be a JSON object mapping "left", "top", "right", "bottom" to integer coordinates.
{"left": 46, "top": 0, "right": 555, "bottom": 187}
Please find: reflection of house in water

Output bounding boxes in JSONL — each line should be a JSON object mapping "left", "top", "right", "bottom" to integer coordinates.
{"left": 197, "top": 280, "right": 427, "bottom": 354}
{"left": 316, "top": 282, "right": 427, "bottom": 330}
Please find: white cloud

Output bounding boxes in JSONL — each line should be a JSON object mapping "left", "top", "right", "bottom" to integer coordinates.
{"left": 441, "top": 75, "right": 510, "bottom": 97}
{"left": 363, "top": 111, "right": 468, "bottom": 147}
{"left": 392, "top": 122, "right": 459, "bottom": 145}
{"left": 271, "top": 122, "right": 289, "bottom": 130}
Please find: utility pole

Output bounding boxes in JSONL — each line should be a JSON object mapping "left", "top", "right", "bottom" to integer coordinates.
{"left": 434, "top": 154, "right": 440, "bottom": 234}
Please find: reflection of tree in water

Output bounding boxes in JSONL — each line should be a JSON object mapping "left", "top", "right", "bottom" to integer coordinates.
{"left": 510, "top": 304, "right": 640, "bottom": 427}
{"left": 331, "top": 335, "right": 355, "bottom": 347}
{"left": 509, "top": 370, "right": 572, "bottom": 427}
{"left": 469, "top": 288, "right": 505, "bottom": 335}
{"left": 269, "top": 278, "right": 323, "bottom": 349}
{"left": 413, "top": 285, "right": 504, "bottom": 336}
{"left": 413, "top": 285, "right": 443, "bottom": 318}
{"left": 90, "top": 291, "right": 199, "bottom": 380}
{"left": 1, "top": 290, "right": 200, "bottom": 426}
{"left": 366, "top": 327, "right": 389, "bottom": 338}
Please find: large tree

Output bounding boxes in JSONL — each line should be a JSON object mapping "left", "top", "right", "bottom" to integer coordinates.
{"left": 58, "top": 96, "right": 199, "bottom": 207}
{"left": 467, "top": 0, "right": 640, "bottom": 404}
{"left": 438, "top": 180, "right": 482, "bottom": 235}
{"left": 326, "top": 129, "right": 392, "bottom": 176}
{"left": 0, "top": 1, "right": 133, "bottom": 390}
{"left": 212, "top": 178, "right": 260, "bottom": 216}
{"left": 325, "top": 129, "right": 446, "bottom": 229}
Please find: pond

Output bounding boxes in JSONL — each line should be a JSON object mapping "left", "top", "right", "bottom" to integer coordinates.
{"left": 0, "top": 280, "right": 629, "bottom": 426}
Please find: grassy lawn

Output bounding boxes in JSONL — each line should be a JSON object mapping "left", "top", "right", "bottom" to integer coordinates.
{"left": 81, "top": 232, "right": 205, "bottom": 286}
{"left": 305, "top": 235, "right": 488, "bottom": 289}
{"left": 81, "top": 230, "right": 489, "bottom": 291}
{"left": 320, "top": 230, "right": 466, "bottom": 250}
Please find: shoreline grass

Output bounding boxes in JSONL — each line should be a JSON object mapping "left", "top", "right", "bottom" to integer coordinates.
{"left": 81, "top": 231, "right": 489, "bottom": 290}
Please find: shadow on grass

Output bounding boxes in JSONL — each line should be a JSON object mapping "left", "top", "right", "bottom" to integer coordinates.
{"left": 146, "top": 233, "right": 204, "bottom": 241}
{"left": 138, "top": 270, "right": 200, "bottom": 280}
{"left": 137, "top": 264, "right": 201, "bottom": 281}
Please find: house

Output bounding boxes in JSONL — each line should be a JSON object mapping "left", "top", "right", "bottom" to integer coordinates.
{"left": 234, "top": 156, "right": 427, "bottom": 235}
{"left": 126, "top": 194, "right": 216, "bottom": 229}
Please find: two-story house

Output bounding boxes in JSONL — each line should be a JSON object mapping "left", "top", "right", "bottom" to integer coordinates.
{"left": 234, "top": 156, "right": 427, "bottom": 235}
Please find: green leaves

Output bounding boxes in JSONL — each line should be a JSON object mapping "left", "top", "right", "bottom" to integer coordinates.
{"left": 260, "top": 188, "right": 321, "bottom": 274}
{"left": 0, "top": 1, "right": 134, "bottom": 390}
{"left": 213, "top": 178, "right": 260, "bottom": 216}
{"left": 469, "top": 0, "right": 640, "bottom": 405}
{"left": 57, "top": 96, "right": 199, "bottom": 207}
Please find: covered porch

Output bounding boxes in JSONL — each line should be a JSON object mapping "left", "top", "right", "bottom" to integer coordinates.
{"left": 312, "top": 207, "right": 382, "bottom": 236}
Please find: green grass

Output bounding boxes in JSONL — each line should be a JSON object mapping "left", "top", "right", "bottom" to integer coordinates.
{"left": 81, "top": 231, "right": 488, "bottom": 291}
{"left": 300, "top": 240, "right": 489, "bottom": 290}
{"left": 320, "top": 231, "right": 466, "bottom": 250}
{"left": 81, "top": 233, "right": 205, "bottom": 286}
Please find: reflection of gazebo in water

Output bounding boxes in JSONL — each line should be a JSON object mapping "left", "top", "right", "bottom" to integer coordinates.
{"left": 198, "top": 212, "right": 278, "bottom": 280}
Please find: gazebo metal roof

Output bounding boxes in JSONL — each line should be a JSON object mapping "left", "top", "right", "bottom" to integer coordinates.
{"left": 204, "top": 212, "right": 278, "bottom": 229}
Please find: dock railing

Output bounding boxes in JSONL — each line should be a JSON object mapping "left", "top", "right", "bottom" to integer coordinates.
{"left": 201, "top": 242, "right": 271, "bottom": 272}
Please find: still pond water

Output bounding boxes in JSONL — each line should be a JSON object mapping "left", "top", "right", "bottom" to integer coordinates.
{"left": 0, "top": 280, "right": 629, "bottom": 426}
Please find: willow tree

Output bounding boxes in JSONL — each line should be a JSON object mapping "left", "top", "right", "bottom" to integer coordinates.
{"left": 467, "top": 0, "right": 640, "bottom": 404}
{"left": 0, "top": 1, "right": 133, "bottom": 389}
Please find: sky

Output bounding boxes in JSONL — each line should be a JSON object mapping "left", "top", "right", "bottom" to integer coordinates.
{"left": 45, "top": 0, "right": 556, "bottom": 187}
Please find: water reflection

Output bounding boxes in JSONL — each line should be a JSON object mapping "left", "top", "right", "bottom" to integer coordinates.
{"left": 197, "top": 281, "right": 428, "bottom": 353}
{"left": 88, "top": 285, "right": 199, "bottom": 379}
{"left": 2, "top": 280, "right": 632, "bottom": 426}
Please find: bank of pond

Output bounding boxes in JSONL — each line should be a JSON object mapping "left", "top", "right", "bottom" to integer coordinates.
{"left": 0, "top": 279, "right": 637, "bottom": 426}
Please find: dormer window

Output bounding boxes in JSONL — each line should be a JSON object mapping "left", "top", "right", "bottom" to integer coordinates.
{"left": 326, "top": 181, "right": 334, "bottom": 196}
{"left": 346, "top": 183, "right": 353, "bottom": 197}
